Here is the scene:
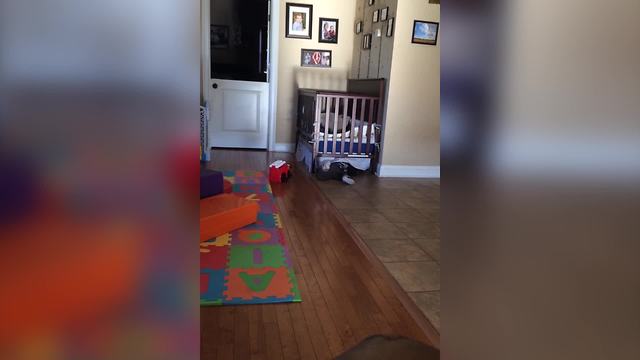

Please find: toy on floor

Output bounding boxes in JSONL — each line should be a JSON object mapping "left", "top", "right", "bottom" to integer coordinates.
{"left": 269, "top": 160, "right": 292, "bottom": 183}
{"left": 316, "top": 160, "right": 362, "bottom": 185}
{"left": 200, "top": 194, "right": 259, "bottom": 242}
{"left": 200, "top": 169, "right": 224, "bottom": 199}
{"left": 223, "top": 179, "right": 232, "bottom": 194}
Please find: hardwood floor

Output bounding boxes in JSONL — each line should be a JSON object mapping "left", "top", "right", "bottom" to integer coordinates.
{"left": 201, "top": 150, "right": 436, "bottom": 360}
{"left": 314, "top": 174, "right": 441, "bottom": 332}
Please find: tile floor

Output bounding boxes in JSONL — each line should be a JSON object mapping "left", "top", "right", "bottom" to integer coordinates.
{"left": 314, "top": 174, "right": 441, "bottom": 331}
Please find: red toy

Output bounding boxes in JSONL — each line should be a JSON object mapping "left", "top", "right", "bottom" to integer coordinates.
{"left": 223, "top": 179, "right": 232, "bottom": 194}
{"left": 269, "top": 160, "right": 292, "bottom": 183}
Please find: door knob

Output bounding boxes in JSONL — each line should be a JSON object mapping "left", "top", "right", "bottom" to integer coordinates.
{"left": 212, "top": 83, "right": 218, "bottom": 89}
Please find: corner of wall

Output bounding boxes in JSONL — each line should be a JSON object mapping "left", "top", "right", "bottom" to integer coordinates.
{"left": 380, "top": 0, "right": 440, "bottom": 167}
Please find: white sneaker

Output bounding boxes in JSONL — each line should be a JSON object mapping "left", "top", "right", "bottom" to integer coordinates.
{"left": 321, "top": 160, "right": 331, "bottom": 171}
{"left": 341, "top": 175, "right": 355, "bottom": 185}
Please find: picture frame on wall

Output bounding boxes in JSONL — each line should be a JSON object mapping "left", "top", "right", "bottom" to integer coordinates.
{"left": 381, "top": 6, "right": 389, "bottom": 21}
{"left": 386, "top": 18, "right": 394, "bottom": 37}
{"left": 355, "top": 21, "right": 363, "bottom": 34}
{"left": 412, "top": 20, "right": 439, "bottom": 45}
{"left": 319, "top": 18, "right": 339, "bottom": 44}
{"left": 210, "top": 25, "right": 229, "bottom": 48}
{"left": 301, "top": 49, "right": 332, "bottom": 68}
{"left": 363, "top": 34, "right": 372, "bottom": 49}
{"left": 373, "top": 9, "right": 379, "bottom": 23}
{"left": 286, "top": 3, "right": 313, "bottom": 39}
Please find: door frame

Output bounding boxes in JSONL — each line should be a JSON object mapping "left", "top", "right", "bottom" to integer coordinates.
{"left": 201, "top": 0, "right": 279, "bottom": 151}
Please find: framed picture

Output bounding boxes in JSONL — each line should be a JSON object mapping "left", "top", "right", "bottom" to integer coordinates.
{"left": 286, "top": 3, "right": 313, "bottom": 39}
{"left": 210, "top": 25, "right": 229, "bottom": 48}
{"left": 373, "top": 9, "right": 379, "bottom": 23}
{"left": 381, "top": 7, "right": 389, "bottom": 21}
{"left": 301, "top": 49, "right": 332, "bottom": 68}
{"left": 363, "top": 34, "right": 372, "bottom": 49}
{"left": 355, "top": 21, "right": 363, "bottom": 34}
{"left": 386, "top": 18, "right": 394, "bottom": 37}
{"left": 368, "top": 0, "right": 375, "bottom": 6}
{"left": 319, "top": 18, "right": 339, "bottom": 44}
{"left": 412, "top": 20, "right": 439, "bottom": 45}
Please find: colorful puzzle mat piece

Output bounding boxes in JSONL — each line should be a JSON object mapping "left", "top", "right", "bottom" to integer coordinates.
{"left": 200, "top": 170, "right": 301, "bottom": 306}
{"left": 231, "top": 228, "right": 286, "bottom": 246}
{"left": 200, "top": 246, "right": 229, "bottom": 270}
{"left": 200, "top": 269, "right": 226, "bottom": 302}
{"left": 224, "top": 267, "right": 295, "bottom": 302}
{"left": 233, "top": 184, "right": 272, "bottom": 195}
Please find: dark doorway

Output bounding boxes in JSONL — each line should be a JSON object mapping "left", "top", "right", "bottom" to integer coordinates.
{"left": 210, "top": 0, "right": 269, "bottom": 82}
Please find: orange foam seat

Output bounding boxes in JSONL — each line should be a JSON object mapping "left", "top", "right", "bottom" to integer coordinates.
{"left": 0, "top": 216, "right": 140, "bottom": 344}
{"left": 200, "top": 194, "right": 259, "bottom": 242}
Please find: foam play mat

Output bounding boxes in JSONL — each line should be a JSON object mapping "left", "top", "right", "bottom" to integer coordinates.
{"left": 200, "top": 170, "right": 301, "bottom": 306}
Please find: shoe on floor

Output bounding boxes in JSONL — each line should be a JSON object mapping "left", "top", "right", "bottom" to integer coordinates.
{"left": 341, "top": 175, "right": 355, "bottom": 185}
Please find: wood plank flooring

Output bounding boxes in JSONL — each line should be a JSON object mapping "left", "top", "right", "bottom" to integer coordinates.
{"left": 201, "top": 150, "right": 434, "bottom": 359}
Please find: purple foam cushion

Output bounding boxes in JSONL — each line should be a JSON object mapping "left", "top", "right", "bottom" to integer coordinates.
{"left": 200, "top": 169, "right": 223, "bottom": 199}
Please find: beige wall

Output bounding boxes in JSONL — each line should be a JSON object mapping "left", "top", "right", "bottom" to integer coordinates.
{"left": 351, "top": 0, "right": 397, "bottom": 80}
{"left": 381, "top": 1, "right": 440, "bottom": 166}
{"left": 276, "top": 0, "right": 357, "bottom": 144}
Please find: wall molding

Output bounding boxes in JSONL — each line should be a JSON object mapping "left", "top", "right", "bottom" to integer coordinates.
{"left": 274, "top": 143, "right": 295, "bottom": 153}
{"left": 377, "top": 165, "right": 440, "bottom": 178}
{"left": 267, "top": 0, "right": 280, "bottom": 151}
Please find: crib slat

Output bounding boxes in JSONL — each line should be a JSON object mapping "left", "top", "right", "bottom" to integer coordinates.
{"left": 313, "top": 95, "right": 321, "bottom": 161}
{"left": 358, "top": 98, "right": 367, "bottom": 154}
{"left": 350, "top": 98, "right": 357, "bottom": 155}
{"left": 341, "top": 97, "right": 348, "bottom": 155}
{"left": 366, "top": 99, "right": 375, "bottom": 155}
{"left": 332, "top": 97, "right": 340, "bottom": 154}
{"left": 324, "top": 97, "right": 331, "bottom": 154}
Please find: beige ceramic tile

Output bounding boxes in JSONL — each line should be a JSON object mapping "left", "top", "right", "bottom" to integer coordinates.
{"left": 323, "top": 188, "right": 364, "bottom": 200}
{"left": 417, "top": 207, "right": 440, "bottom": 222}
{"left": 315, "top": 179, "right": 346, "bottom": 190}
{"left": 389, "top": 188, "right": 431, "bottom": 199}
{"left": 378, "top": 208, "right": 429, "bottom": 223}
{"left": 384, "top": 261, "right": 440, "bottom": 292}
{"left": 409, "top": 291, "right": 440, "bottom": 330}
{"left": 376, "top": 179, "right": 416, "bottom": 189}
{"left": 401, "top": 196, "right": 439, "bottom": 210}
{"left": 365, "top": 239, "right": 431, "bottom": 262}
{"left": 339, "top": 208, "right": 388, "bottom": 223}
{"left": 352, "top": 222, "right": 406, "bottom": 240}
{"left": 395, "top": 222, "right": 440, "bottom": 239}
{"left": 370, "top": 196, "right": 412, "bottom": 210}
{"left": 412, "top": 238, "right": 440, "bottom": 262}
{"left": 331, "top": 196, "right": 374, "bottom": 210}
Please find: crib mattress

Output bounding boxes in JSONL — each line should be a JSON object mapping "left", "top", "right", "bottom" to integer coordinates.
{"left": 317, "top": 115, "right": 377, "bottom": 143}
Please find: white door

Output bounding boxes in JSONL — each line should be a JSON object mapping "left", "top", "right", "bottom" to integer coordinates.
{"left": 208, "top": 0, "right": 270, "bottom": 149}
{"left": 209, "top": 79, "right": 269, "bottom": 148}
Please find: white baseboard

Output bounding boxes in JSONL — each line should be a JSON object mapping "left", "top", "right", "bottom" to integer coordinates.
{"left": 377, "top": 165, "right": 440, "bottom": 178}
{"left": 273, "top": 143, "right": 295, "bottom": 153}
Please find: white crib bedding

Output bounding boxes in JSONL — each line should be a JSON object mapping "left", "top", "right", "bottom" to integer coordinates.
{"left": 317, "top": 113, "right": 377, "bottom": 143}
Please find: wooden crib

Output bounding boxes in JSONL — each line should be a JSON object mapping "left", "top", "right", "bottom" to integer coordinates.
{"left": 296, "top": 78, "right": 385, "bottom": 173}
